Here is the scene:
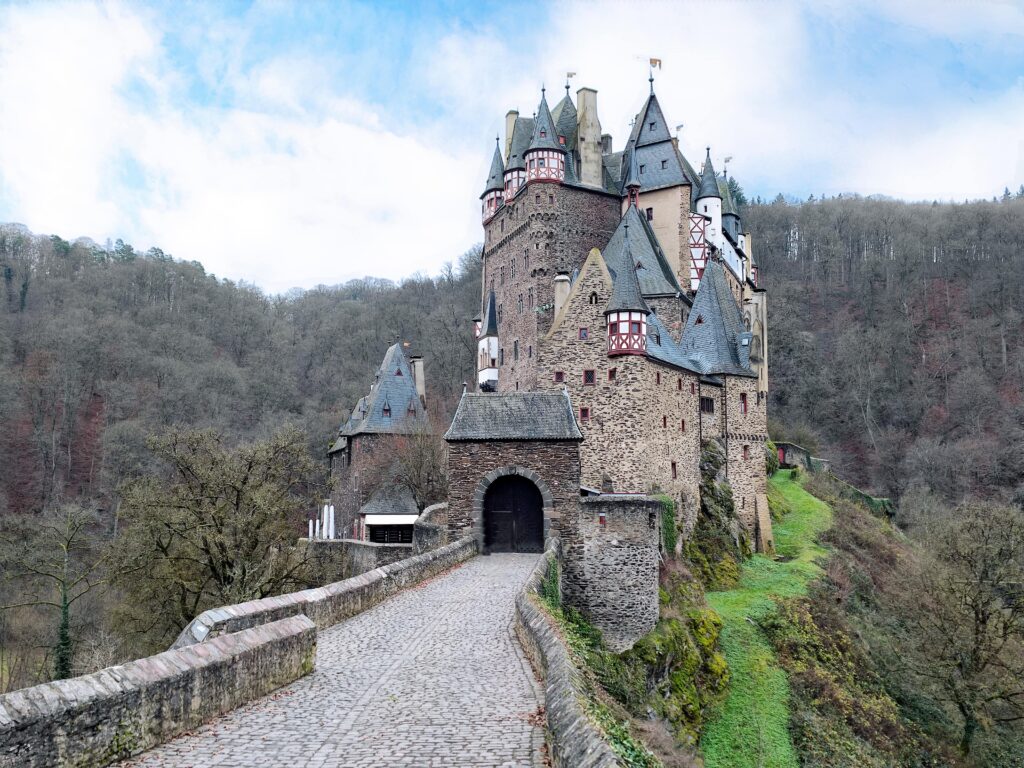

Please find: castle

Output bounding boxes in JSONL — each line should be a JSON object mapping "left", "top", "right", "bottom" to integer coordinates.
{"left": 331, "top": 77, "right": 771, "bottom": 648}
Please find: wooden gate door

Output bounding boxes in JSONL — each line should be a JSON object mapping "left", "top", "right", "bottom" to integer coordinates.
{"left": 484, "top": 476, "right": 544, "bottom": 553}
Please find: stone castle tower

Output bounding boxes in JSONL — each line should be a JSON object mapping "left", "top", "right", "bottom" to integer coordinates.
{"left": 461, "top": 78, "right": 772, "bottom": 552}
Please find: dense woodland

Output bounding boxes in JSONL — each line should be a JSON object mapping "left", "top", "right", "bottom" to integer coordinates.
{"left": 1, "top": 192, "right": 1023, "bottom": 764}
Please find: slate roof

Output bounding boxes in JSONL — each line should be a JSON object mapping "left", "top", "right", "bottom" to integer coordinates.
{"left": 628, "top": 93, "right": 673, "bottom": 148}
{"left": 482, "top": 140, "right": 504, "bottom": 197}
{"left": 601, "top": 204, "right": 683, "bottom": 297}
{"left": 551, "top": 91, "right": 578, "bottom": 150}
{"left": 623, "top": 148, "right": 641, "bottom": 189}
{"left": 645, "top": 312, "right": 700, "bottom": 373}
{"left": 679, "top": 259, "right": 756, "bottom": 377}
{"left": 506, "top": 116, "right": 535, "bottom": 171}
{"left": 605, "top": 217, "right": 650, "bottom": 314}
{"left": 330, "top": 344, "right": 427, "bottom": 449}
{"left": 480, "top": 290, "right": 498, "bottom": 337}
{"left": 696, "top": 149, "right": 721, "bottom": 200}
{"left": 444, "top": 391, "right": 583, "bottom": 441}
{"left": 358, "top": 483, "right": 419, "bottom": 517}
{"left": 528, "top": 92, "right": 562, "bottom": 152}
{"left": 720, "top": 176, "right": 738, "bottom": 217}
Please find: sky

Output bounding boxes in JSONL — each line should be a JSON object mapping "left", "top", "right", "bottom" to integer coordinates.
{"left": 0, "top": 0, "right": 1022, "bottom": 294}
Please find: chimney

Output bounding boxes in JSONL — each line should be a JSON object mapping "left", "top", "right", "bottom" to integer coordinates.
{"left": 601, "top": 133, "right": 613, "bottom": 155}
{"left": 576, "top": 88, "right": 602, "bottom": 187}
{"left": 553, "top": 272, "right": 571, "bottom": 317}
{"left": 504, "top": 110, "right": 519, "bottom": 160}
{"left": 410, "top": 355, "right": 426, "bottom": 406}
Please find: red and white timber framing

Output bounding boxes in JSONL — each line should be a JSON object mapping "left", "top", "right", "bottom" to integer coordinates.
{"left": 525, "top": 150, "right": 565, "bottom": 183}
{"left": 688, "top": 212, "right": 708, "bottom": 291}
{"left": 607, "top": 311, "right": 647, "bottom": 355}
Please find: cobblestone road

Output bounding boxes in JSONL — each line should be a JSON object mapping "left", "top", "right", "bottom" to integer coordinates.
{"left": 127, "top": 554, "right": 544, "bottom": 768}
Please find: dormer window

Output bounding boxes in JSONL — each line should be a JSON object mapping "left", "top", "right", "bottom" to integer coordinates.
{"left": 639, "top": 164, "right": 645, "bottom": 174}
{"left": 661, "top": 160, "right": 667, "bottom": 169}
{"left": 395, "top": 369, "right": 403, "bottom": 376}
{"left": 695, "top": 314, "right": 704, "bottom": 324}
{"left": 540, "top": 129, "right": 546, "bottom": 138}
{"left": 649, "top": 122, "right": 655, "bottom": 131}
{"left": 559, "top": 135, "right": 566, "bottom": 145}
{"left": 382, "top": 405, "right": 391, "bottom": 418}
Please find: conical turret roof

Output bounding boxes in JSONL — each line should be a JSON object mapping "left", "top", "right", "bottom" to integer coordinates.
{"left": 482, "top": 139, "right": 504, "bottom": 197}
{"left": 696, "top": 148, "right": 721, "bottom": 201}
{"left": 720, "top": 175, "right": 738, "bottom": 217}
{"left": 528, "top": 90, "right": 563, "bottom": 152}
{"left": 605, "top": 219, "right": 650, "bottom": 315}
{"left": 623, "top": 149, "right": 641, "bottom": 190}
{"left": 480, "top": 290, "right": 498, "bottom": 337}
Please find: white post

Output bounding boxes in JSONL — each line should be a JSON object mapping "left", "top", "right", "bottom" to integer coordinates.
{"left": 308, "top": 518, "right": 313, "bottom": 540}
{"left": 315, "top": 518, "right": 320, "bottom": 539}
{"left": 328, "top": 505, "right": 335, "bottom": 539}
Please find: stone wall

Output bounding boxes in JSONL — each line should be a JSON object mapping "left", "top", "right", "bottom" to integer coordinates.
{"left": 722, "top": 375, "right": 771, "bottom": 551}
{"left": 446, "top": 440, "right": 580, "bottom": 544}
{"left": 413, "top": 503, "right": 449, "bottom": 554}
{"left": 482, "top": 183, "right": 620, "bottom": 393}
{"left": 304, "top": 538, "right": 414, "bottom": 583}
{"left": 561, "top": 496, "right": 661, "bottom": 652}
{"left": 513, "top": 541, "right": 621, "bottom": 768}
{"left": 536, "top": 251, "right": 701, "bottom": 527}
{"left": 173, "top": 537, "right": 477, "bottom": 648}
{"left": 0, "top": 615, "right": 315, "bottom": 768}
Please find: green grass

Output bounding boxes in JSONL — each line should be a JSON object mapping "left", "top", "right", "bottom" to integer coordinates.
{"left": 700, "top": 470, "right": 833, "bottom": 768}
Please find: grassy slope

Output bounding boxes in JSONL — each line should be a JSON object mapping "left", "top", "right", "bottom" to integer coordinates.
{"left": 700, "top": 471, "right": 833, "bottom": 768}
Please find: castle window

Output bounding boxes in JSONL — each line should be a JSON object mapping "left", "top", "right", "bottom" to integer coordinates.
{"left": 580, "top": 407, "right": 590, "bottom": 422}
{"left": 517, "top": 295, "right": 523, "bottom": 314}
{"left": 539, "top": 158, "right": 546, "bottom": 167}
{"left": 540, "top": 130, "right": 546, "bottom": 138}
{"left": 559, "top": 135, "right": 565, "bottom": 145}
{"left": 528, "top": 288, "right": 534, "bottom": 308}
{"left": 579, "top": 327, "right": 589, "bottom": 340}
{"left": 589, "top": 292, "right": 598, "bottom": 305}
{"left": 661, "top": 160, "right": 667, "bottom": 169}
{"left": 500, "top": 349, "right": 504, "bottom": 365}
{"left": 695, "top": 314, "right": 704, "bottom": 324}
{"left": 639, "top": 164, "right": 645, "bottom": 174}
{"left": 528, "top": 345, "right": 532, "bottom": 358}
{"left": 513, "top": 341, "right": 519, "bottom": 361}
{"left": 536, "top": 193, "right": 541, "bottom": 203}
{"left": 408, "top": 403, "right": 417, "bottom": 416}
{"left": 549, "top": 194, "right": 554, "bottom": 203}
{"left": 646, "top": 207, "right": 654, "bottom": 221}
{"left": 382, "top": 404, "right": 391, "bottom": 418}
{"left": 743, "top": 445, "right": 750, "bottom": 460}
{"left": 500, "top": 266, "right": 506, "bottom": 284}
{"left": 691, "top": 381, "right": 696, "bottom": 394}
{"left": 662, "top": 415, "right": 667, "bottom": 428}
{"left": 608, "top": 368, "right": 616, "bottom": 381}
{"left": 740, "top": 393, "right": 748, "bottom": 414}
{"left": 501, "top": 220, "right": 505, "bottom": 232}
{"left": 554, "top": 371, "right": 565, "bottom": 383}
{"left": 497, "top": 304, "right": 503, "bottom": 323}
{"left": 395, "top": 368, "right": 403, "bottom": 376}
{"left": 649, "top": 121, "right": 655, "bottom": 131}
{"left": 511, "top": 260, "right": 516, "bottom": 278}
{"left": 583, "top": 369, "right": 596, "bottom": 385}
{"left": 671, "top": 461, "right": 677, "bottom": 479}
{"left": 656, "top": 372, "right": 661, "bottom": 385}
{"left": 677, "top": 378, "right": 682, "bottom": 391}
{"left": 631, "top": 321, "right": 641, "bottom": 334}
{"left": 681, "top": 418, "right": 686, "bottom": 432}
{"left": 700, "top": 396, "right": 715, "bottom": 414}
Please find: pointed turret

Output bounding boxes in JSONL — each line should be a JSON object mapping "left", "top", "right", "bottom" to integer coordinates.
{"left": 525, "top": 88, "right": 566, "bottom": 184}
{"left": 624, "top": 149, "right": 641, "bottom": 207}
{"left": 481, "top": 138, "right": 505, "bottom": 222}
{"left": 605, "top": 222, "right": 650, "bottom": 357}
{"left": 477, "top": 290, "right": 499, "bottom": 391}
{"left": 696, "top": 148, "right": 721, "bottom": 201}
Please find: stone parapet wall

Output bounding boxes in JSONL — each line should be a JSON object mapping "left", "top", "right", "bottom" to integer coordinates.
{"left": 562, "top": 496, "right": 661, "bottom": 652}
{"left": 172, "top": 537, "right": 477, "bottom": 649}
{"left": 414, "top": 503, "right": 449, "bottom": 554}
{"left": 0, "top": 615, "right": 315, "bottom": 768}
{"left": 304, "top": 539, "right": 416, "bottom": 583}
{"left": 514, "top": 541, "right": 621, "bottom": 768}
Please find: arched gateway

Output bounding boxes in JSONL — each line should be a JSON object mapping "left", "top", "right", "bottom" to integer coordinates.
{"left": 483, "top": 475, "right": 544, "bottom": 553}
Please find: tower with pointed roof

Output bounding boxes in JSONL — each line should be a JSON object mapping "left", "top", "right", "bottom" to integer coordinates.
{"left": 481, "top": 139, "right": 504, "bottom": 223}
{"left": 524, "top": 88, "right": 566, "bottom": 184}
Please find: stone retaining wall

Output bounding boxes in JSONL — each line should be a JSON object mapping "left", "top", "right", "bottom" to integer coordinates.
{"left": 413, "top": 502, "right": 449, "bottom": 554}
{"left": 514, "top": 541, "right": 621, "bottom": 768}
{"left": 172, "top": 536, "right": 477, "bottom": 649}
{"left": 0, "top": 615, "right": 315, "bottom": 768}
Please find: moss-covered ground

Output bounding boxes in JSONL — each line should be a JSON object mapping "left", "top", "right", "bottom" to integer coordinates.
{"left": 700, "top": 470, "right": 833, "bottom": 768}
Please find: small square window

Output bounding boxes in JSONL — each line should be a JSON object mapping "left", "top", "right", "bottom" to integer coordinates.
{"left": 700, "top": 396, "right": 715, "bottom": 414}
{"left": 579, "top": 327, "right": 589, "bottom": 340}
{"left": 661, "top": 159, "right": 667, "bottom": 169}
{"left": 583, "top": 369, "right": 596, "bottom": 385}
{"left": 639, "top": 164, "right": 645, "bottom": 174}
{"left": 631, "top": 321, "right": 641, "bottom": 334}
{"left": 645, "top": 207, "right": 654, "bottom": 221}
{"left": 549, "top": 194, "right": 554, "bottom": 204}
{"left": 554, "top": 371, "right": 565, "bottom": 383}
{"left": 649, "top": 121, "right": 655, "bottom": 131}
{"left": 608, "top": 368, "right": 617, "bottom": 381}
{"left": 580, "top": 407, "right": 591, "bottom": 422}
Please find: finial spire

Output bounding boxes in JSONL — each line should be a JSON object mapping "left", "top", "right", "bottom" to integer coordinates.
{"left": 649, "top": 68, "right": 654, "bottom": 94}
{"left": 541, "top": 83, "right": 546, "bottom": 98}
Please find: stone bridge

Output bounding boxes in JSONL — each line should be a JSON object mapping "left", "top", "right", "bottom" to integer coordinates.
{"left": 127, "top": 554, "right": 544, "bottom": 768}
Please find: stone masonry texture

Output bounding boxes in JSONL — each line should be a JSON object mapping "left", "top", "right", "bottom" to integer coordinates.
{"left": 125, "top": 554, "right": 546, "bottom": 768}
{"left": 447, "top": 439, "right": 580, "bottom": 543}
{"left": 561, "top": 497, "right": 661, "bottom": 652}
{"left": 0, "top": 615, "right": 316, "bottom": 768}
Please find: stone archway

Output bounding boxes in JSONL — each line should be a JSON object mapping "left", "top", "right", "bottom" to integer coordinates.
{"left": 472, "top": 466, "right": 554, "bottom": 553}
{"left": 483, "top": 475, "right": 544, "bottom": 553}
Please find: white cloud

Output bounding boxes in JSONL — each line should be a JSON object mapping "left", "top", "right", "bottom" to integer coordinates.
{"left": 0, "top": 0, "right": 1021, "bottom": 294}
